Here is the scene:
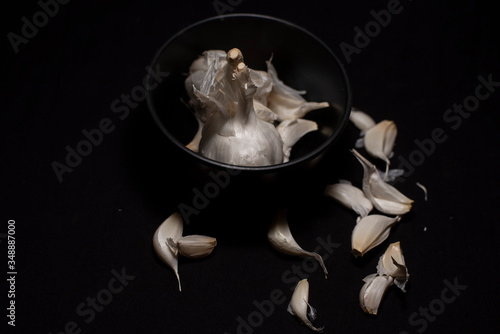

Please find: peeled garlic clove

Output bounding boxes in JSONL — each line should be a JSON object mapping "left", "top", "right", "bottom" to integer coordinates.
{"left": 349, "top": 108, "right": 376, "bottom": 131}
{"left": 351, "top": 214, "right": 400, "bottom": 257}
{"left": 153, "top": 212, "right": 184, "bottom": 291}
{"left": 266, "top": 60, "right": 329, "bottom": 121}
{"left": 377, "top": 241, "right": 409, "bottom": 291}
{"left": 359, "top": 274, "right": 394, "bottom": 315}
{"left": 324, "top": 181, "right": 373, "bottom": 218}
{"left": 277, "top": 119, "right": 318, "bottom": 163}
{"left": 171, "top": 235, "right": 217, "bottom": 259}
{"left": 352, "top": 149, "right": 413, "bottom": 215}
{"left": 288, "top": 279, "right": 324, "bottom": 332}
{"left": 364, "top": 120, "right": 397, "bottom": 174}
{"left": 267, "top": 209, "right": 328, "bottom": 278}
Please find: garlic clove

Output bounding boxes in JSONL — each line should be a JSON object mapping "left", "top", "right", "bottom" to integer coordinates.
{"left": 352, "top": 149, "right": 413, "bottom": 215}
{"left": 276, "top": 119, "right": 318, "bottom": 163}
{"left": 288, "top": 279, "right": 324, "bottom": 332}
{"left": 267, "top": 209, "right": 328, "bottom": 278}
{"left": 169, "top": 235, "right": 217, "bottom": 259}
{"left": 359, "top": 274, "right": 394, "bottom": 315}
{"left": 324, "top": 181, "right": 373, "bottom": 218}
{"left": 349, "top": 108, "right": 376, "bottom": 131}
{"left": 254, "top": 100, "right": 279, "bottom": 123}
{"left": 364, "top": 120, "right": 397, "bottom": 174}
{"left": 186, "top": 116, "right": 204, "bottom": 152}
{"left": 377, "top": 241, "right": 409, "bottom": 291}
{"left": 266, "top": 60, "right": 329, "bottom": 121}
{"left": 153, "top": 212, "right": 184, "bottom": 291}
{"left": 351, "top": 214, "right": 401, "bottom": 257}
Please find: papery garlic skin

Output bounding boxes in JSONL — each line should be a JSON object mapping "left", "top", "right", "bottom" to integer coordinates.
{"left": 168, "top": 235, "right": 217, "bottom": 259}
{"left": 277, "top": 119, "right": 318, "bottom": 163}
{"left": 153, "top": 212, "right": 184, "bottom": 291}
{"left": 267, "top": 209, "right": 328, "bottom": 278}
{"left": 352, "top": 149, "right": 413, "bottom": 215}
{"left": 349, "top": 108, "right": 376, "bottom": 132}
{"left": 359, "top": 274, "right": 394, "bottom": 315}
{"left": 351, "top": 214, "right": 400, "bottom": 257}
{"left": 377, "top": 241, "right": 409, "bottom": 291}
{"left": 324, "top": 181, "right": 373, "bottom": 218}
{"left": 288, "top": 279, "right": 324, "bottom": 332}
{"left": 364, "top": 120, "right": 397, "bottom": 174}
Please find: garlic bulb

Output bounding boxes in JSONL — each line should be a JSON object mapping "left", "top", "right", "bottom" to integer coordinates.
{"left": 352, "top": 149, "right": 413, "bottom": 215}
{"left": 276, "top": 119, "right": 318, "bottom": 163}
{"left": 351, "top": 214, "right": 400, "bottom": 257}
{"left": 167, "top": 235, "right": 217, "bottom": 259}
{"left": 267, "top": 209, "right": 328, "bottom": 278}
{"left": 364, "top": 120, "right": 397, "bottom": 175}
{"left": 153, "top": 212, "right": 184, "bottom": 291}
{"left": 349, "top": 108, "right": 376, "bottom": 131}
{"left": 376, "top": 241, "right": 409, "bottom": 291}
{"left": 266, "top": 60, "right": 329, "bottom": 121}
{"left": 359, "top": 273, "right": 394, "bottom": 315}
{"left": 324, "top": 180, "right": 373, "bottom": 219}
{"left": 288, "top": 279, "right": 324, "bottom": 332}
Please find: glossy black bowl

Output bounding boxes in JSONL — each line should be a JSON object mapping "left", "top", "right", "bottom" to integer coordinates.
{"left": 146, "top": 14, "right": 351, "bottom": 182}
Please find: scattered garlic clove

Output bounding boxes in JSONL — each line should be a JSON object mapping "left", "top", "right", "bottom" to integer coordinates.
{"left": 288, "top": 279, "right": 324, "bottom": 332}
{"left": 352, "top": 149, "right": 413, "bottom": 215}
{"left": 359, "top": 273, "right": 394, "bottom": 315}
{"left": 267, "top": 209, "right": 328, "bottom": 278}
{"left": 168, "top": 235, "right": 217, "bottom": 259}
{"left": 377, "top": 241, "right": 409, "bottom": 291}
{"left": 349, "top": 108, "right": 376, "bottom": 132}
{"left": 364, "top": 120, "right": 397, "bottom": 175}
{"left": 324, "top": 181, "right": 373, "bottom": 218}
{"left": 351, "top": 214, "right": 401, "bottom": 257}
{"left": 266, "top": 60, "right": 329, "bottom": 121}
{"left": 153, "top": 212, "right": 184, "bottom": 291}
{"left": 276, "top": 119, "right": 318, "bottom": 163}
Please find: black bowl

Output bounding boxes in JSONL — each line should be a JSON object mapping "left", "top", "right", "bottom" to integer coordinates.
{"left": 146, "top": 14, "right": 351, "bottom": 179}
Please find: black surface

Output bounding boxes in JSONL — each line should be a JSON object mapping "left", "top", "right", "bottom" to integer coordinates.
{"left": 2, "top": 1, "right": 499, "bottom": 333}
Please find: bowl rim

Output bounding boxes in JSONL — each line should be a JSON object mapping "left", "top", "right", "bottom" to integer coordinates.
{"left": 146, "top": 13, "right": 352, "bottom": 172}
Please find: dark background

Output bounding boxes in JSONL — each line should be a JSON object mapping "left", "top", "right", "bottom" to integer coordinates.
{"left": 2, "top": 0, "right": 499, "bottom": 333}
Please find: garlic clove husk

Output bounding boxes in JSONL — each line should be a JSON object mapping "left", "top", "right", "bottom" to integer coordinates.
{"left": 168, "top": 235, "right": 217, "bottom": 259}
{"left": 364, "top": 120, "right": 397, "bottom": 174}
{"left": 288, "top": 279, "right": 324, "bottom": 332}
{"left": 266, "top": 60, "right": 329, "bottom": 121}
{"left": 254, "top": 100, "right": 279, "bottom": 123}
{"left": 153, "top": 212, "right": 184, "bottom": 291}
{"left": 324, "top": 181, "right": 373, "bottom": 218}
{"left": 377, "top": 241, "right": 409, "bottom": 291}
{"left": 267, "top": 209, "right": 328, "bottom": 278}
{"left": 349, "top": 108, "right": 376, "bottom": 132}
{"left": 351, "top": 214, "right": 401, "bottom": 257}
{"left": 359, "top": 274, "right": 394, "bottom": 315}
{"left": 186, "top": 116, "right": 204, "bottom": 152}
{"left": 276, "top": 119, "right": 318, "bottom": 163}
{"left": 352, "top": 149, "right": 413, "bottom": 215}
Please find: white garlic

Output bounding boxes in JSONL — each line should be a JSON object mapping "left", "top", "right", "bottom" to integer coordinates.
{"left": 153, "top": 212, "right": 184, "bottom": 291}
{"left": 266, "top": 60, "right": 329, "bottom": 121}
{"left": 267, "top": 209, "right": 328, "bottom": 278}
{"left": 352, "top": 149, "right": 413, "bottom": 215}
{"left": 324, "top": 181, "right": 373, "bottom": 219}
{"left": 288, "top": 279, "right": 324, "bottom": 332}
{"left": 376, "top": 241, "right": 409, "bottom": 291}
{"left": 364, "top": 120, "right": 397, "bottom": 175}
{"left": 351, "top": 214, "right": 401, "bottom": 257}
{"left": 276, "top": 119, "right": 318, "bottom": 163}
{"left": 349, "top": 108, "right": 376, "bottom": 131}
{"left": 167, "top": 235, "right": 217, "bottom": 259}
{"left": 359, "top": 273, "right": 394, "bottom": 315}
